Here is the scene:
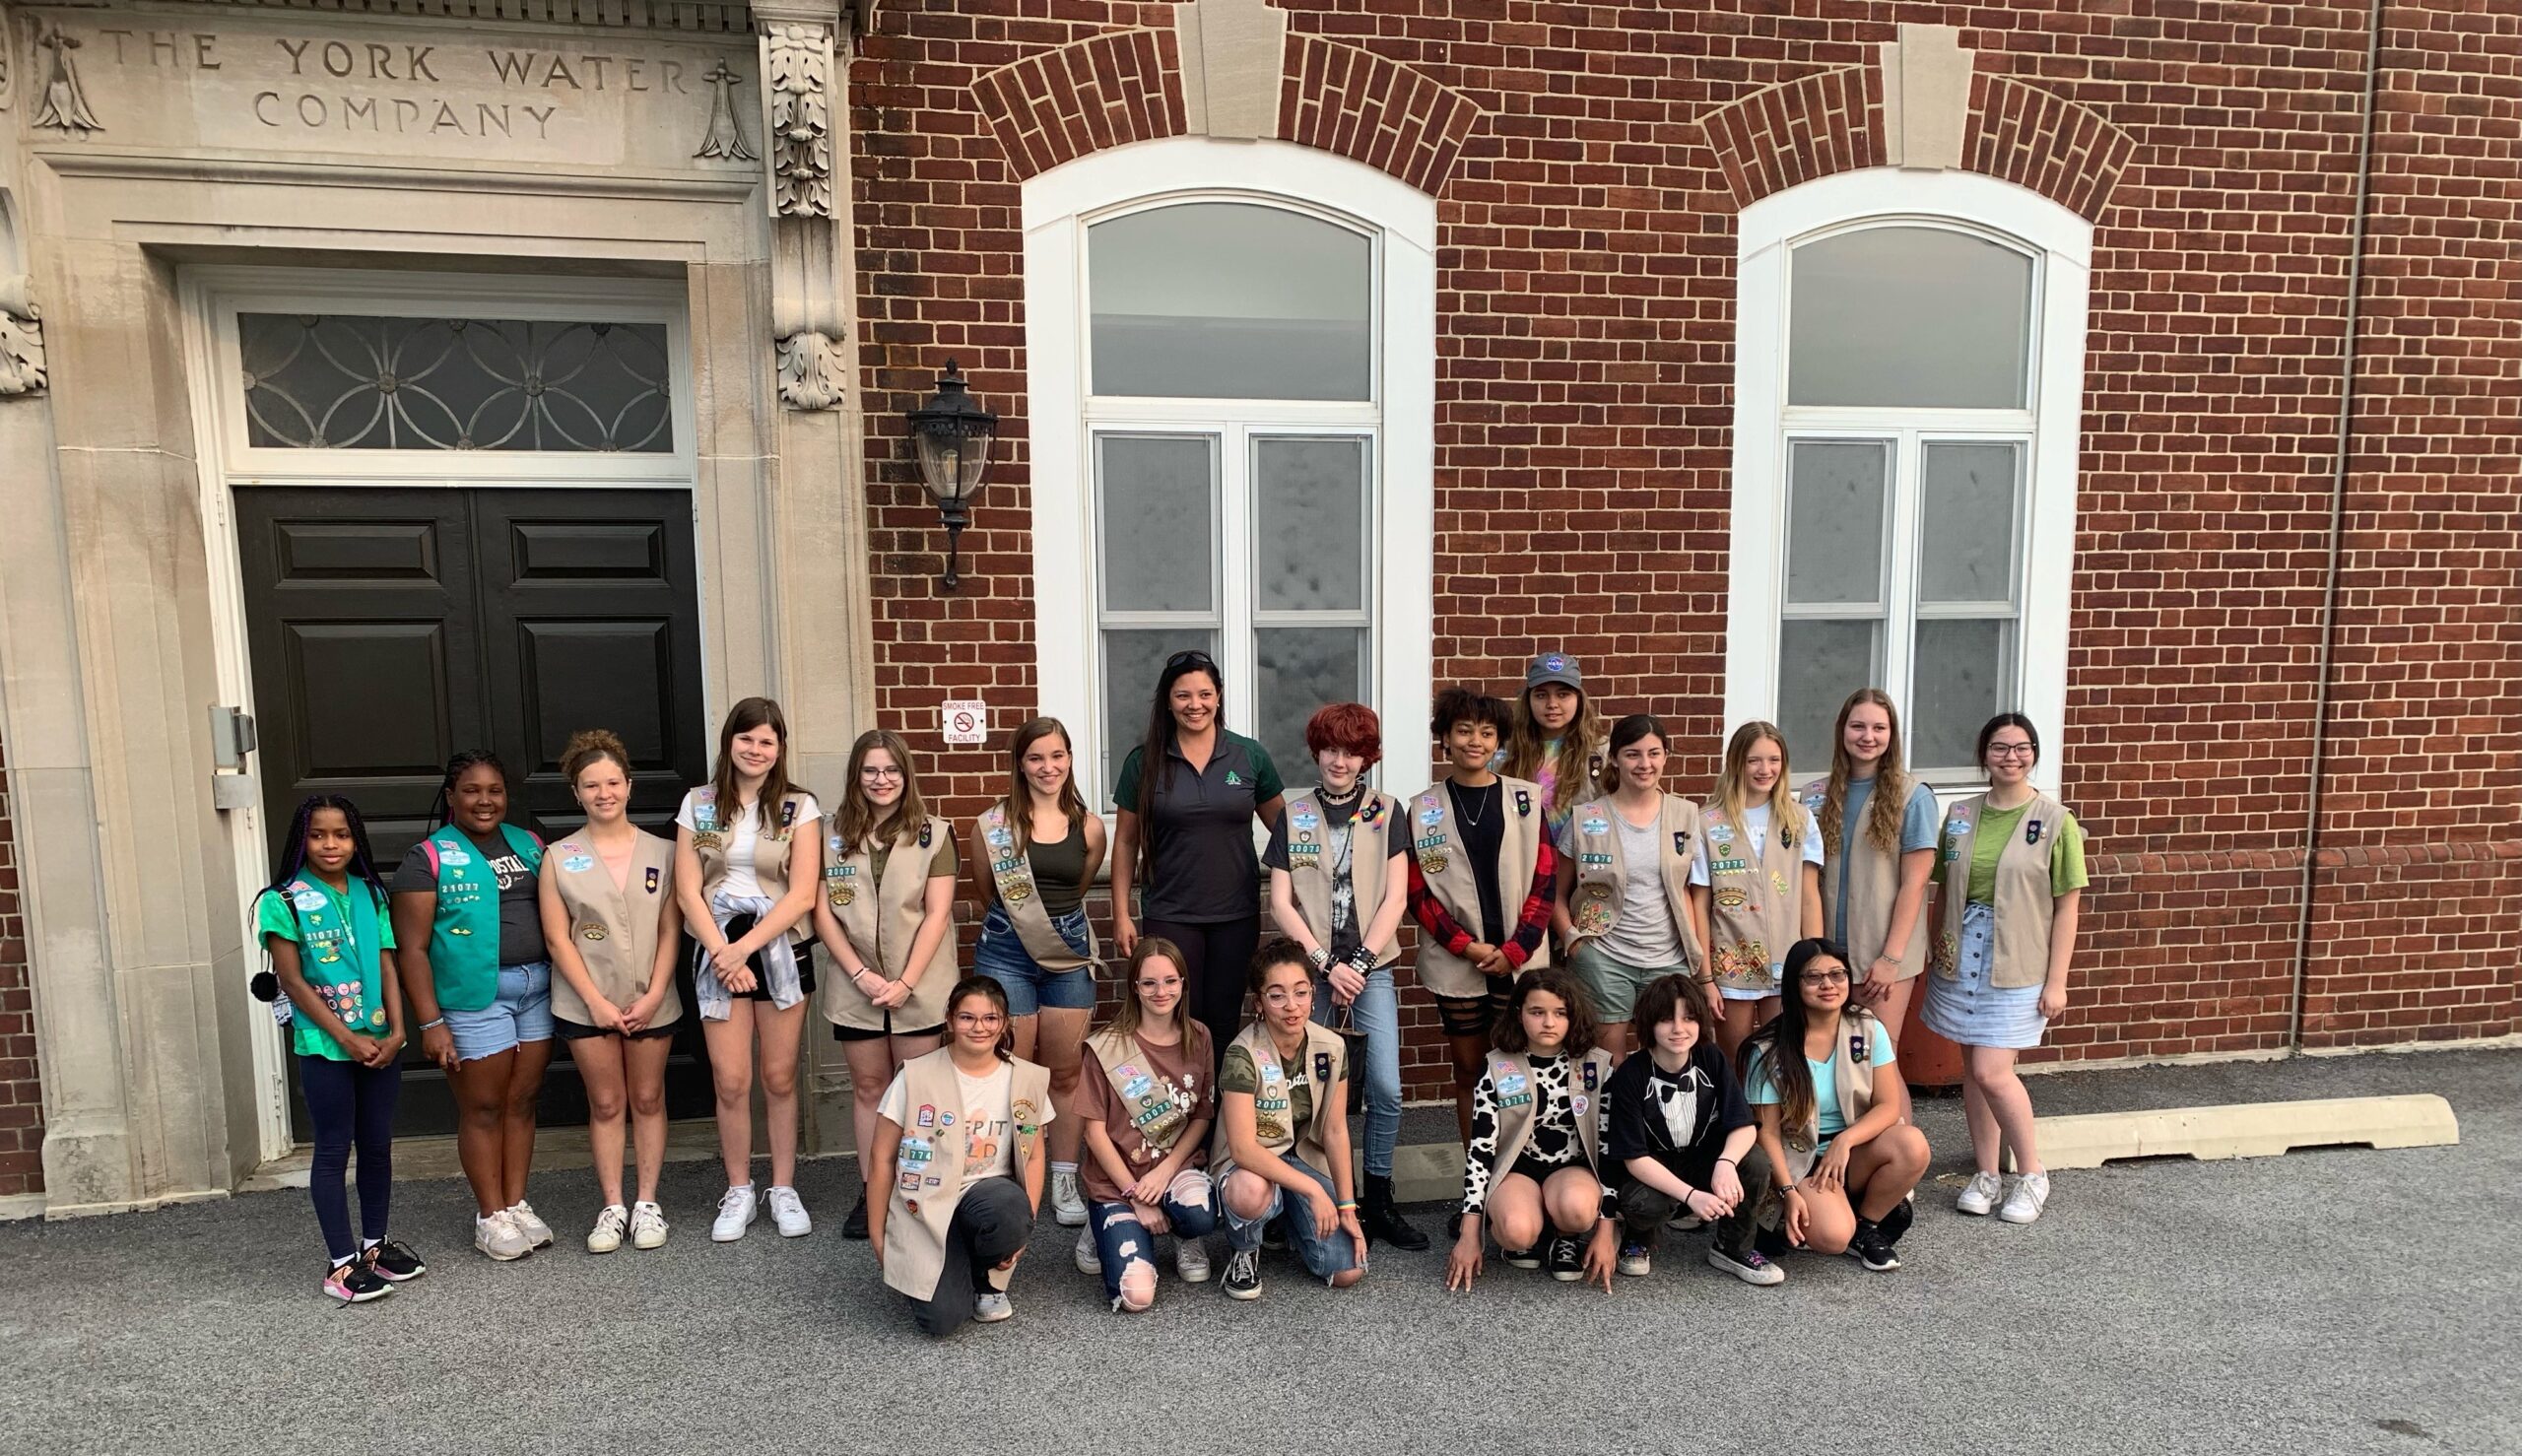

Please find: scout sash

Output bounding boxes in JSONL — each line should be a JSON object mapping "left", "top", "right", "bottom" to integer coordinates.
{"left": 978, "top": 803, "right": 1095, "bottom": 972}
{"left": 1085, "top": 1024, "right": 1214, "bottom": 1167}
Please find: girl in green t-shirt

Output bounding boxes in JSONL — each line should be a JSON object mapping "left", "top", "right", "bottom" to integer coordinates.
{"left": 253, "top": 794, "right": 425, "bottom": 1303}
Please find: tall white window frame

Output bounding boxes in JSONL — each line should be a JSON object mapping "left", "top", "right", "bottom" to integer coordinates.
{"left": 1025, "top": 139, "right": 1437, "bottom": 805}
{"left": 1724, "top": 169, "right": 2091, "bottom": 794}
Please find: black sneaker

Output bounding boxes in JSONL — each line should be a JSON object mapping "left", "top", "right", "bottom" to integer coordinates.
{"left": 364, "top": 1239, "right": 427, "bottom": 1283}
{"left": 1848, "top": 1220, "right": 1901, "bottom": 1272}
{"left": 1706, "top": 1243, "right": 1787, "bottom": 1287}
{"left": 1617, "top": 1239, "right": 1652, "bottom": 1278}
{"left": 1222, "top": 1246, "right": 1263, "bottom": 1300}
{"left": 1547, "top": 1235, "right": 1584, "bottom": 1283}
{"left": 322, "top": 1259, "right": 394, "bottom": 1303}
{"left": 1878, "top": 1196, "right": 1915, "bottom": 1247}
{"left": 1502, "top": 1243, "right": 1544, "bottom": 1270}
{"left": 1755, "top": 1224, "right": 1793, "bottom": 1260}
{"left": 1261, "top": 1216, "right": 1289, "bottom": 1252}
{"left": 842, "top": 1192, "right": 870, "bottom": 1241}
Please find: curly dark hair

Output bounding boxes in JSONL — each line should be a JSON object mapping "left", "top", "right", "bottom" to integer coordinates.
{"left": 1491, "top": 966, "right": 1598, "bottom": 1057}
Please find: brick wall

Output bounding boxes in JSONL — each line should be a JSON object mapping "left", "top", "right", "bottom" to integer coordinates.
{"left": 0, "top": 733, "right": 44, "bottom": 1196}
{"left": 848, "top": 0, "right": 2522, "bottom": 1090}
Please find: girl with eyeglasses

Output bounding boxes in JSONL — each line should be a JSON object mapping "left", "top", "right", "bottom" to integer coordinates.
{"left": 969, "top": 717, "right": 1105, "bottom": 1234}
{"left": 1798, "top": 690, "right": 1941, "bottom": 1040}
{"left": 814, "top": 728, "right": 959, "bottom": 1241}
{"left": 1212, "top": 939, "right": 1365, "bottom": 1300}
{"left": 867, "top": 976, "right": 1054, "bottom": 1335}
{"left": 1743, "top": 938, "right": 1930, "bottom": 1274}
{"left": 1073, "top": 938, "right": 1219, "bottom": 1310}
{"left": 1921, "top": 712, "right": 2088, "bottom": 1225}
{"left": 1111, "top": 649, "right": 1287, "bottom": 1078}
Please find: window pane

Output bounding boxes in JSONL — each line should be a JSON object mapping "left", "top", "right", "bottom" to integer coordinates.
{"left": 1256, "top": 628, "right": 1366, "bottom": 783}
{"left": 1254, "top": 437, "right": 1368, "bottom": 613}
{"left": 239, "top": 314, "right": 674, "bottom": 451}
{"left": 1776, "top": 619, "right": 1880, "bottom": 772}
{"left": 1102, "top": 629, "right": 1221, "bottom": 791}
{"left": 1096, "top": 434, "right": 1217, "bottom": 614}
{"left": 1089, "top": 203, "right": 1372, "bottom": 401}
{"left": 1788, "top": 227, "right": 2033, "bottom": 409}
{"left": 1785, "top": 440, "right": 1889, "bottom": 606}
{"left": 1912, "top": 618, "right": 2016, "bottom": 771}
{"left": 1919, "top": 441, "right": 2022, "bottom": 605}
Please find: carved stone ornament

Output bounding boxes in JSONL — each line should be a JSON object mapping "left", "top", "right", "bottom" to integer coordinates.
{"left": 0, "top": 276, "right": 47, "bottom": 397}
{"left": 776, "top": 330, "right": 844, "bottom": 411}
{"left": 696, "top": 58, "right": 758, "bottom": 162}
{"left": 32, "top": 21, "right": 100, "bottom": 134}
{"left": 762, "top": 23, "right": 833, "bottom": 218}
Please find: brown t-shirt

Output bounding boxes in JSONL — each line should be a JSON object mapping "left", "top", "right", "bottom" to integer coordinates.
{"left": 1077, "top": 1024, "right": 1216, "bottom": 1205}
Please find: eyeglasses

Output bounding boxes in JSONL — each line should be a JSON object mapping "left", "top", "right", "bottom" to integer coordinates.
{"left": 1259, "top": 988, "right": 1313, "bottom": 1009}
{"left": 1986, "top": 742, "right": 2037, "bottom": 760}
{"left": 1800, "top": 968, "right": 1850, "bottom": 987}
{"left": 952, "top": 1011, "right": 1004, "bottom": 1028}
{"left": 860, "top": 765, "right": 904, "bottom": 780}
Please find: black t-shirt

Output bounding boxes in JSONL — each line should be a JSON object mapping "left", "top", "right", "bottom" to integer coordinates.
{"left": 391, "top": 827, "right": 548, "bottom": 967}
{"left": 1605, "top": 1040, "right": 1752, "bottom": 1178}
{"left": 1112, "top": 731, "right": 1284, "bottom": 923}
{"left": 1447, "top": 779, "right": 1506, "bottom": 946}
{"left": 1263, "top": 791, "right": 1400, "bottom": 960}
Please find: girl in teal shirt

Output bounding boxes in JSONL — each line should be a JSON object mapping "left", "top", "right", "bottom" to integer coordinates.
{"left": 254, "top": 794, "right": 427, "bottom": 1303}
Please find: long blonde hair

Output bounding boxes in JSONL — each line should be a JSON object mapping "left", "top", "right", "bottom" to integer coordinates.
{"left": 1506, "top": 687, "right": 1605, "bottom": 817}
{"left": 996, "top": 717, "right": 1086, "bottom": 854}
{"left": 835, "top": 728, "right": 927, "bottom": 850}
{"left": 1710, "top": 720, "right": 1808, "bottom": 844}
{"left": 1821, "top": 689, "right": 1913, "bottom": 856}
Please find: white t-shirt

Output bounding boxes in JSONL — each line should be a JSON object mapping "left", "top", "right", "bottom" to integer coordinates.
{"left": 878, "top": 1059, "right": 1052, "bottom": 1186}
{"left": 1688, "top": 801, "right": 1826, "bottom": 887}
{"left": 676, "top": 789, "right": 822, "bottom": 899}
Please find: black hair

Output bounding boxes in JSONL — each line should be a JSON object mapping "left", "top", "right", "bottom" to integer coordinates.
{"left": 263, "top": 793, "right": 389, "bottom": 905}
{"left": 1247, "top": 935, "right": 1314, "bottom": 996}
{"left": 1741, "top": 937, "right": 1855, "bottom": 1136}
{"left": 427, "top": 749, "right": 508, "bottom": 831}
{"left": 1976, "top": 712, "right": 2041, "bottom": 767}
{"left": 1132, "top": 649, "right": 1225, "bottom": 881}
{"left": 1430, "top": 685, "right": 1513, "bottom": 740}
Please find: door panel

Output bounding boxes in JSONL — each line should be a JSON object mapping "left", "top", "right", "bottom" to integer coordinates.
{"left": 236, "top": 485, "right": 714, "bottom": 1138}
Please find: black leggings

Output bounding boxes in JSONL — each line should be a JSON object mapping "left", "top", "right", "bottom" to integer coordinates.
{"left": 1143, "top": 916, "right": 1261, "bottom": 1076}
{"left": 301, "top": 1053, "right": 401, "bottom": 1261}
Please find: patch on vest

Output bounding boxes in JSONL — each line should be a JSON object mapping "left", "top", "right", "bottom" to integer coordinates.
{"left": 1314, "top": 1050, "right": 1333, "bottom": 1086}
{"left": 563, "top": 854, "right": 596, "bottom": 874}
{"left": 1574, "top": 893, "right": 1616, "bottom": 937}
{"left": 1514, "top": 790, "right": 1532, "bottom": 818}
{"left": 1673, "top": 831, "right": 1690, "bottom": 858}
{"left": 1359, "top": 798, "right": 1385, "bottom": 826}
{"left": 1771, "top": 870, "right": 1790, "bottom": 896}
{"left": 1714, "top": 888, "right": 1749, "bottom": 911}
{"left": 437, "top": 848, "right": 473, "bottom": 868}
{"left": 2025, "top": 819, "right": 2044, "bottom": 845}
{"left": 292, "top": 890, "right": 328, "bottom": 911}
{"left": 918, "top": 821, "right": 933, "bottom": 848}
{"left": 579, "top": 922, "right": 608, "bottom": 942}
{"left": 1580, "top": 814, "right": 1610, "bottom": 836}
{"left": 644, "top": 866, "right": 660, "bottom": 894}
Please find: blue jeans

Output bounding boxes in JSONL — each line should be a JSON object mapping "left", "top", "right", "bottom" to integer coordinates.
{"left": 1219, "top": 1153, "right": 1359, "bottom": 1280}
{"left": 1087, "top": 1170, "right": 1220, "bottom": 1306}
{"left": 971, "top": 905, "right": 1097, "bottom": 1015}
{"left": 1312, "top": 967, "right": 1401, "bottom": 1177}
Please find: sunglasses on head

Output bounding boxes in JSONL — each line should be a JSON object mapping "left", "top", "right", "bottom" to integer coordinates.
{"left": 1165, "top": 649, "right": 1218, "bottom": 671}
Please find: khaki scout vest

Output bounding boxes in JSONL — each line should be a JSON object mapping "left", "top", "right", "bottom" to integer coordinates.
{"left": 1932, "top": 790, "right": 2074, "bottom": 991}
{"left": 975, "top": 803, "right": 1094, "bottom": 972}
{"left": 881, "top": 1048, "right": 1052, "bottom": 1302}
{"left": 1800, "top": 776, "right": 1929, "bottom": 982}
{"left": 1564, "top": 794, "right": 1705, "bottom": 972}
{"left": 1700, "top": 798, "right": 1807, "bottom": 998}
{"left": 691, "top": 788, "right": 813, "bottom": 944}
{"left": 1408, "top": 775, "right": 1551, "bottom": 999}
{"left": 825, "top": 816, "right": 958, "bottom": 1032}
{"left": 1755, "top": 1009, "right": 1885, "bottom": 1187}
{"left": 1212, "top": 1020, "right": 1346, "bottom": 1177}
{"left": 1084, "top": 1022, "right": 1214, "bottom": 1167}
{"left": 1482, "top": 1046, "right": 1617, "bottom": 1181}
{"left": 1283, "top": 787, "right": 1403, "bottom": 970}
{"left": 545, "top": 826, "right": 683, "bottom": 1027}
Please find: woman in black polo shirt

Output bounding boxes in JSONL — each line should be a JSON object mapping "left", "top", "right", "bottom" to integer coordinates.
{"left": 1111, "top": 649, "right": 1286, "bottom": 1072}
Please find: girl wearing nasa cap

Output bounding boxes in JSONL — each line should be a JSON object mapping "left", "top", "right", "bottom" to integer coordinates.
{"left": 1443, "top": 967, "right": 1619, "bottom": 1291}
{"left": 1505, "top": 650, "right": 1607, "bottom": 843}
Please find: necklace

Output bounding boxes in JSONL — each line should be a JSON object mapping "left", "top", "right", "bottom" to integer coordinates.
{"left": 1454, "top": 779, "right": 1491, "bottom": 827}
{"left": 1318, "top": 781, "right": 1361, "bottom": 806}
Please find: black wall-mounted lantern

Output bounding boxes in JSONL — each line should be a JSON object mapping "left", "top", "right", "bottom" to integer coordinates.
{"left": 907, "top": 359, "right": 997, "bottom": 592}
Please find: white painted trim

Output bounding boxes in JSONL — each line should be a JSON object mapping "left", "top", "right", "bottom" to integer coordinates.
{"left": 1725, "top": 168, "right": 2091, "bottom": 795}
{"left": 1024, "top": 138, "right": 1437, "bottom": 804}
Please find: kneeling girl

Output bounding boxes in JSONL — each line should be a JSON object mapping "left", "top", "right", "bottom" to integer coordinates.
{"left": 1076, "top": 938, "right": 1219, "bottom": 1310}
{"left": 1445, "top": 968, "right": 1619, "bottom": 1291}
{"left": 868, "top": 977, "right": 1052, "bottom": 1337}
{"left": 1213, "top": 939, "right": 1366, "bottom": 1300}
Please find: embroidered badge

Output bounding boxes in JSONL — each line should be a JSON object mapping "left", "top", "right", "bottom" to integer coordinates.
{"left": 985, "top": 824, "right": 1014, "bottom": 850}
{"left": 1297, "top": 829, "right": 1316, "bottom": 847}
{"left": 899, "top": 1136, "right": 934, "bottom": 1167}
{"left": 1582, "top": 1059, "right": 1599, "bottom": 1092}
{"left": 923, "top": 1175, "right": 943, "bottom": 1188}
{"left": 563, "top": 854, "right": 596, "bottom": 874}
{"left": 1422, "top": 851, "right": 1450, "bottom": 876}
{"left": 1575, "top": 895, "right": 1616, "bottom": 936}
{"left": 1359, "top": 799, "right": 1385, "bottom": 826}
{"left": 1580, "top": 852, "right": 1613, "bottom": 868}
{"left": 1313, "top": 1050, "right": 1333, "bottom": 1085}
{"left": 1580, "top": 815, "right": 1611, "bottom": 837}
{"left": 1771, "top": 870, "right": 1790, "bottom": 897}
{"left": 1712, "top": 857, "right": 1749, "bottom": 876}
{"left": 1293, "top": 804, "right": 1320, "bottom": 832}
{"left": 897, "top": 1170, "right": 922, "bottom": 1191}
{"left": 2025, "top": 819, "right": 2045, "bottom": 846}
{"left": 780, "top": 799, "right": 799, "bottom": 829}
{"left": 1673, "top": 830, "right": 1690, "bottom": 858}
{"left": 1850, "top": 1031, "right": 1868, "bottom": 1062}
{"left": 438, "top": 848, "right": 473, "bottom": 868}
{"left": 918, "top": 821, "right": 934, "bottom": 848}
{"left": 691, "top": 832, "right": 724, "bottom": 851}
{"left": 1514, "top": 790, "right": 1533, "bottom": 818}
{"left": 579, "top": 922, "right": 608, "bottom": 942}
{"left": 939, "top": 1111, "right": 956, "bottom": 1127}
{"left": 1542, "top": 653, "right": 1567, "bottom": 672}
{"left": 1571, "top": 1093, "right": 1589, "bottom": 1119}
{"left": 904, "top": 1198, "right": 920, "bottom": 1216}
{"left": 1706, "top": 823, "right": 1734, "bottom": 845}
{"left": 644, "top": 866, "right": 660, "bottom": 893}
{"left": 1715, "top": 887, "right": 1750, "bottom": 911}
{"left": 1420, "top": 797, "right": 1445, "bottom": 827}
{"left": 1012, "top": 1097, "right": 1039, "bottom": 1128}
{"left": 917, "top": 1103, "right": 937, "bottom": 1128}
{"left": 292, "top": 890, "right": 327, "bottom": 911}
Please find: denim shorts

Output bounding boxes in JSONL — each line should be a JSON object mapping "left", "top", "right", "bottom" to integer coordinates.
{"left": 443, "top": 961, "right": 553, "bottom": 1063}
{"left": 971, "top": 904, "right": 1096, "bottom": 1016}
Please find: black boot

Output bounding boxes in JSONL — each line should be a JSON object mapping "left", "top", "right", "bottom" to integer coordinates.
{"left": 842, "top": 1190, "right": 869, "bottom": 1240}
{"left": 1361, "top": 1173, "right": 1429, "bottom": 1251}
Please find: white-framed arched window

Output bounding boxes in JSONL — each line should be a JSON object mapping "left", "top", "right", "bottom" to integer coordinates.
{"left": 1724, "top": 169, "right": 2091, "bottom": 790}
{"left": 1025, "top": 139, "right": 1436, "bottom": 800}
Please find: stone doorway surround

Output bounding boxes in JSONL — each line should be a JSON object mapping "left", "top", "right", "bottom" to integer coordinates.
{"left": 0, "top": 0, "right": 876, "bottom": 1215}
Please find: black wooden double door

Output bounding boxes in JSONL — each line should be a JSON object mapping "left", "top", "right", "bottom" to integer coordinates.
{"left": 235, "top": 486, "right": 717, "bottom": 1137}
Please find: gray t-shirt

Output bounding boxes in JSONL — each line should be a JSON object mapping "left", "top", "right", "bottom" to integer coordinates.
{"left": 391, "top": 827, "right": 548, "bottom": 967}
{"left": 1597, "top": 813, "right": 1685, "bottom": 968}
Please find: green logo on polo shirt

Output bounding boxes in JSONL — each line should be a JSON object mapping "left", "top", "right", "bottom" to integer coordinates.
{"left": 1226, "top": 770, "right": 1244, "bottom": 786}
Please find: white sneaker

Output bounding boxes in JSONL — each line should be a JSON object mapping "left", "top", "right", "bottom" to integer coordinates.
{"left": 711, "top": 1184, "right": 759, "bottom": 1242}
{"left": 630, "top": 1201, "right": 669, "bottom": 1251}
{"left": 1074, "top": 1224, "right": 1102, "bottom": 1274}
{"left": 1998, "top": 1170, "right": 2051, "bottom": 1224}
{"left": 586, "top": 1204, "right": 629, "bottom": 1254}
{"left": 973, "top": 1291, "right": 1014, "bottom": 1323}
{"left": 474, "top": 1210, "right": 531, "bottom": 1261}
{"left": 507, "top": 1200, "right": 555, "bottom": 1248}
{"left": 1956, "top": 1169, "right": 2004, "bottom": 1217}
{"left": 1050, "top": 1169, "right": 1088, "bottom": 1226}
{"left": 766, "top": 1185, "right": 812, "bottom": 1237}
{"left": 1173, "top": 1236, "right": 1212, "bottom": 1284}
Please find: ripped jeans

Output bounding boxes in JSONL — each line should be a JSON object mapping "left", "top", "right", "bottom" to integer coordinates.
{"left": 1086, "top": 1168, "right": 1220, "bottom": 1309}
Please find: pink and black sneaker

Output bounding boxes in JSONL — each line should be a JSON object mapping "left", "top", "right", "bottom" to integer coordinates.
{"left": 323, "top": 1259, "right": 394, "bottom": 1304}
{"left": 364, "top": 1238, "right": 427, "bottom": 1283}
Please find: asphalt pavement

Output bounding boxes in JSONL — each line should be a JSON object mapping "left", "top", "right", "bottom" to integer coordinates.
{"left": 3, "top": 1046, "right": 2516, "bottom": 1455}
